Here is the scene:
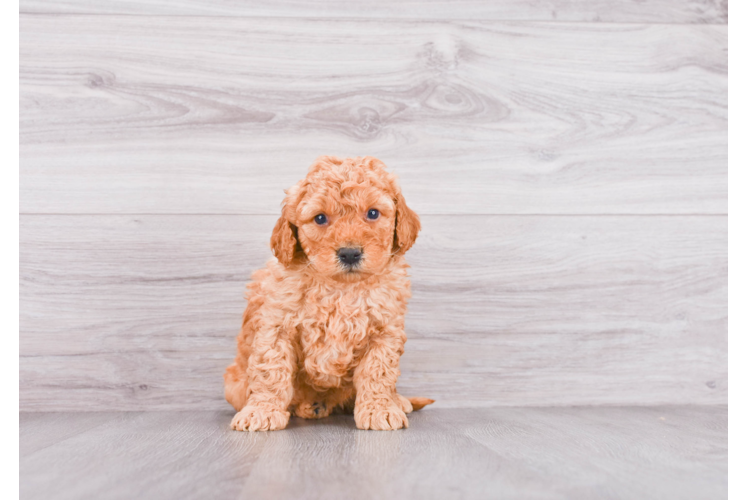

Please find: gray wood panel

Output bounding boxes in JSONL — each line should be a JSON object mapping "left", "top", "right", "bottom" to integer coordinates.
{"left": 20, "top": 16, "right": 727, "bottom": 215}
{"left": 19, "top": 0, "right": 729, "bottom": 24}
{"left": 20, "top": 406, "right": 728, "bottom": 500}
{"left": 20, "top": 214, "right": 726, "bottom": 411}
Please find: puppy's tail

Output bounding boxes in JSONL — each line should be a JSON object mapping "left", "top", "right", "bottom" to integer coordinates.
{"left": 408, "top": 397, "right": 435, "bottom": 411}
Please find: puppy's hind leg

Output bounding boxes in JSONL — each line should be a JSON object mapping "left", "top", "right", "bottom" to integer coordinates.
{"left": 224, "top": 362, "right": 249, "bottom": 412}
{"left": 294, "top": 400, "right": 332, "bottom": 419}
{"left": 391, "top": 392, "right": 435, "bottom": 413}
{"left": 393, "top": 393, "right": 413, "bottom": 414}
{"left": 292, "top": 380, "right": 334, "bottom": 419}
{"left": 293, "top": 384, "right": 355, "bottom": 419}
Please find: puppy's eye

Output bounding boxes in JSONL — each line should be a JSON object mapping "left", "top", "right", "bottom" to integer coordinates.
{"left": 314, "top": 214, "right": 328, "bottom": 225}
{"left": 366, "top": 209, "right": 380, "bottom": 220}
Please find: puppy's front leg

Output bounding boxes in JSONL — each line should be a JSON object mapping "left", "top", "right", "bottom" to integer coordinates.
{"left": 231, "top": 331, "right": 295, "bottom": 432}
{"left": 353, "top": 335, "right": 408, "bottom": 431}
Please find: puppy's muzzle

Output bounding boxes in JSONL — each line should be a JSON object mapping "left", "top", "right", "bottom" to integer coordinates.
{"left": 337, "top": 247, "right": 363, "bottom": 268}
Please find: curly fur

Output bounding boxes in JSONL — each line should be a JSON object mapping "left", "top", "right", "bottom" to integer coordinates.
{"left": 224, "top": 156, "right": 433, "bottom": 431}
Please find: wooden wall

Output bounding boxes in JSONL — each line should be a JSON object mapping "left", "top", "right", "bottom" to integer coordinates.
{"left": 19, "top": 1, "right": 727, "bottom": 411}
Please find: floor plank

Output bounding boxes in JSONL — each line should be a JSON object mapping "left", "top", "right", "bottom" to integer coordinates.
{"left": 20, "top": 214, "right": 726, "bottom": 411}
{"left": 20, "top": 412, "right": 123, "bottom": 456}
{"left": 20, "top": 411, "right": 264, "bottom": 500}
{"left": 19, "top": 0, "right": 729, "bottom": 24}
{"left": 20, "top": 16, "right": 727, "bottom": 215}
{"left": 19, "top": 406, "right": 728, "bottom": 500}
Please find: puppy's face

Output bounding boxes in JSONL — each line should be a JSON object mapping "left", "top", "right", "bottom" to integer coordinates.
{"left": 270, "top": 156, "right": 420, "bottom": 282}
{"left": 295, "top": 183, "right": 396, "bottom": 281}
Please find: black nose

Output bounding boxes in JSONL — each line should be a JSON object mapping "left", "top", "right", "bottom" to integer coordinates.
{"left": 337, "top": 247, "right": 363, "bottom": 267}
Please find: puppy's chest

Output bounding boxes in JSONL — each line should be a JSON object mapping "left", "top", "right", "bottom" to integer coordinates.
{"left": 299, "top": 292, "right": 372, "bottom": 354}
{"left": 296, "top": 289, "right": 386, "bottom": 384}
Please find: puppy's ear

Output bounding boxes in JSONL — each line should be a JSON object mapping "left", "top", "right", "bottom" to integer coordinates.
{"left": 270, "top": 213, "right": 299, "bottom": 266}
{"left": 393, "top": 190, "right": 420, "bottom": 255}
{"left": 270, "top": 183, "right": 306, "bottom": 266}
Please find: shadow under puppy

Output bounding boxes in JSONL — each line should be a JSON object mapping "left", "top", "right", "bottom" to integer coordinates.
{"left": 224, "top": 156, "right": 433, "bottom": 431}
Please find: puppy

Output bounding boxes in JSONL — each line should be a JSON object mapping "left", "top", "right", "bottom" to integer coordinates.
{"left": 224, "top": 156, "right": 433, "bottom": 431}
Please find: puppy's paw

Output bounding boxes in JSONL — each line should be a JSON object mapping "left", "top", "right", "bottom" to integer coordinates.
{"left": 394, "top": 393, "right": 413, "bottom": 414}
{"left": 293, "top": 401, "right": 331, "bottom": 419}
{"left": 231, "top": 406, "right": 289, "bottom": 431}
{"left": 354, "top": 402, "right": 409, "bottom": 431}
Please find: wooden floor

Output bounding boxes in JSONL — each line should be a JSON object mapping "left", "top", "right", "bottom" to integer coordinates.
{"left": 20, "top": 406, "right": 727, "bottom": 500}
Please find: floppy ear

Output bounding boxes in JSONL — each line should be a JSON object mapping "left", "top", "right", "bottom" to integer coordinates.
{"left": 270, "top": 214, "right": 299, "bottom": 266}
{"left": 271, "top": 182, "right": 307, "bottom": 266}
{"left": 393, "top": 191, "right": 421, "bottom": 255}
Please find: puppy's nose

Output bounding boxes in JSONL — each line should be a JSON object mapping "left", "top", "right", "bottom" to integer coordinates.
{"left": 337, "top": 247, "right": 363, "bottom": 267}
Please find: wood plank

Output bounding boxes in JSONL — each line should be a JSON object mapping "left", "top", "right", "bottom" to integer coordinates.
{"left": 20, "top": 412, "right": 123, "bottom": 456}
{"left": 20, "top": 16, "right": 727, "bottom": 215}
{"left": 20, "top": 214, "right": 726, "bottom": 410}
{"left": 20, "top": 411, "right": 265, "bottom": 500}
{"left": 19, "top": 1, "right": 729, "bottom": 24}
{"left": 19, "top": 407, "right": 728, "bottom": 500}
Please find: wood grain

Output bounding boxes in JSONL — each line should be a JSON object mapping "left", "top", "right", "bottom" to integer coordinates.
{"left": 20, "top": 411, "right": 263, "bottom": 500}
{"left": 19, "top": 0, "right": 729, "bottom": 24}
{"left": 20, "top": 406, "right": 728, "bottom": 500}
{"left": 20, "top": 16, "right": 727, "bottom": 215}
{"left": 20, "top": 214, "right": 726, "bottom": 411}
{"left": 18, "top": 3, "right": 728, "bottom": 419}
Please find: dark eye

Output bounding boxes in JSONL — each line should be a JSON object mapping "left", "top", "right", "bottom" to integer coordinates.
{"left": 366, "top": 209, "right": 380, "bottom": 220}
{"left": 314, "top": 214, "right": 328, "bottom": 225}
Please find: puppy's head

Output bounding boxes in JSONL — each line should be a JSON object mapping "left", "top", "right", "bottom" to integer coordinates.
{"left": 270, "top": 156, "right": 420, "bottom": 281}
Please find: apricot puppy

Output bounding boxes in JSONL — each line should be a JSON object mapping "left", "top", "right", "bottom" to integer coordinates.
{"left": 224, "top": 156, "right": 433, "bottom": 431}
